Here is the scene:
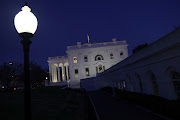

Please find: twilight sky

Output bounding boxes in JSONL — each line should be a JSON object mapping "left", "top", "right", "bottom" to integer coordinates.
{"left": 0, "top": 0, "right": 180, "bottom": 69}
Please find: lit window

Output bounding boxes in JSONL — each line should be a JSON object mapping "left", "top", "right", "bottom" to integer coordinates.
{"left": 73, "top": 57, "right": 77, "bottom": 63}
{"left": 75, "top": 69, "right": 78, "bottom": 78}
{"left": 110, "top": 53, "right": 114, "bottom": 59}
{"left": 85, "top": 68, "right": 89, "bottom": 76}
{"left": 84, "top": 56, "right": 88, "bottom": 62}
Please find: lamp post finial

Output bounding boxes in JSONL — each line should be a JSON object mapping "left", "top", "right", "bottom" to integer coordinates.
{"left": 25, "top": 2, "right": 28, "bottom": 6}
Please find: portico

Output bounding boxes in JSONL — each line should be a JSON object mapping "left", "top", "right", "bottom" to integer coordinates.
{"left": 48, "top": 56, "right": 69, "bottom": 83}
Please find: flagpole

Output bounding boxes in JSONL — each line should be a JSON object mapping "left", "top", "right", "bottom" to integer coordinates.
{"left": 87, "top": 33, "right": 90, "bottom": 43}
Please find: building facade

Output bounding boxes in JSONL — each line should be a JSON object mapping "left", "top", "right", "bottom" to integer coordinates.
{"left": 47, "top": 38, "right": 128, "bottom": 87}
{"left": 81, "top": 28, "right": 180, "bottom": 100}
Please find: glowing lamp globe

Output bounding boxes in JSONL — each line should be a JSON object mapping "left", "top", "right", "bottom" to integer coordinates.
{"left": 14, "top": 5, "right": 38, "bottom": 34}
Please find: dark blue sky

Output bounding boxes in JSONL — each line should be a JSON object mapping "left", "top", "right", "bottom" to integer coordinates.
{"left": 0, "top": 0, "right": 180, "bottom": 69}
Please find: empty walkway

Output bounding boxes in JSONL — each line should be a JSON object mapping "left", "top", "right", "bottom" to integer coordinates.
{"left": 88, "top": 91, "right": 168, "bottom": 120}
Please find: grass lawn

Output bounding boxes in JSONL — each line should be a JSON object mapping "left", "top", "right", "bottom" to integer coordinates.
{"left": 0, "top": 87, "right": 86, "bottom": 120}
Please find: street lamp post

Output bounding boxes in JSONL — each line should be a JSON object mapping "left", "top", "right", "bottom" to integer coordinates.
{"left": 14, "top": 2, "right": 38, "bottom": 120}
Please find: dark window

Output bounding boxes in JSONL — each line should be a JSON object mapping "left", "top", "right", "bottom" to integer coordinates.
{"left": 75, "top": 69, "right": 78, "bottom": 78}
{"left": 95, "top": 55, "right": 104, "bottom": 61}
{"left": 151, "top": 73, "right": 159, "bottom": 96}
{"left": 99, "top": 66, "right": 102, "bottom": 70}
{"left": 120, "top": 52, "right": 123, "bottom": 56}
{"left": 84, "top": 56, "right": 88, "bottom": 62}
{"left": 171, "top": 71, "right": 180, "bottom": 99}
{"left": 75, "top": 69, "right": 78, "bottom": 74}
{"left": 110, "top": 53, "right": 114, "bottom": 59}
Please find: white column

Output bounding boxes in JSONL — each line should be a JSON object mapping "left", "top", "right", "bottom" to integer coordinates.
{"left": 54, "top": 66, "right": 57, "bottom": 82}
{"left": 62, "top": 64, "right": 65, "bottom": 81}
{"left": 49, "top": 64, "right": 52, "bottom": 83}
{"left": 51, "top": 65, "right": 54, "bottom": 82}
{"left": 66, "top": 66, "right": 69, "bottom": 81}
{"left": 64, "top": 65, "right": 67, "bottom": 81}
{"left": 52, "top": 65, "right": 57, "bottom": 82}
{"left": 57, "top": 63, "right": 60, "bottom": 82}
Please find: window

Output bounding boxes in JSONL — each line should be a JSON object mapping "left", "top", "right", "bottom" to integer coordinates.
{"left": 151, "top": 73, "right": 159, "bottom": 96}
{"left": 95, "top": 55, "right": 104, "bottom": 61}
{"left": 99, "top": 66, "right": 102, "bottom": 71}
{"left": 75, "top": 69, "right": 78, "bottom": 78}
{"left": 84, "top": 56, "right": 88, "bottom": 62}
{"left": 73, "top": 57, "right": 77, "bottom": 63}
{"left": 120, "top": 52, "right": 123, "bottom": 56}
{"left": 171, "top": 71, "right": 180, "bottom": 99}
{"left": 128, "top": 76, "right": 133, "bottom": 92}
{"left": 85, "top": 68, "right": 89, "bottom": 76}
{"left": 120, "top": 80, "right": 126, "bottom": 90}
{"left": 136, "top": 74, "right": 143, "bottom": 93}
{"left": 110, "top": 53, "right": 114, "bottom": 59}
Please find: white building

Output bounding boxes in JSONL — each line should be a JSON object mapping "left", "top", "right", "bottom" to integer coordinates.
{"left": 47, "top": 38, "right": 128, "bottom": 88}
{"left": 81, "top": 28, "right": 180, "bottom": 100}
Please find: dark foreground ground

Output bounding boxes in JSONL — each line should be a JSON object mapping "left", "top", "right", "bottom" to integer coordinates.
{"left": 88, "top": 90, "right": 169, "bottom": 120}
{"left": 0, "top": 87, "right": 86, "bottom": 120}
{"left": 1, "top": 87, "right": 177, "bottom": 120}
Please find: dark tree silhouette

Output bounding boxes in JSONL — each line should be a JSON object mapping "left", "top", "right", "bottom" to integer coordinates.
{"left": 29, "top": 62, "right": 46, "bottom": 87}
{"left": 0, "top": 62, "right": 24, "bottom": 88}
{"left": 0, "top": 62, "right": 46, "bottom": 88}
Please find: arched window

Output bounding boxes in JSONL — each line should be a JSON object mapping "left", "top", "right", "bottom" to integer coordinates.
{"left": 120, "top": 80, "right": 126, "bottom": 90}
{"left": 171, "top": 71, "right": 180, "bottom": 99}
{"left": 150, "top": 73, "right": 159, "bottom": 96}
{"left": 135, "top": 73, "right": 143, "bottom": 93}
{"left": 95, "top": 55, "right": 104, "bottom": 61}
{"left": 127, "top": 75, "right": 133, "bottom": 92}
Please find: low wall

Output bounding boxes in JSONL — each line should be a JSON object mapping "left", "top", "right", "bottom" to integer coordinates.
{"left": 80, "top": 76, "right": 108, "bottom": 91}
{"left": 80, "top": 28, "right": 180, "bottom": 100}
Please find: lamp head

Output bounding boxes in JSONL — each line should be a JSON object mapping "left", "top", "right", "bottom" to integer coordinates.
{"left": 14, "top": 3, "right": 38, "bottom": 34}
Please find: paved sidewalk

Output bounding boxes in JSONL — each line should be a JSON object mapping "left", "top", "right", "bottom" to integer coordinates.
{"left": 88, "top": 91, "right": 167, "bottom": 120}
